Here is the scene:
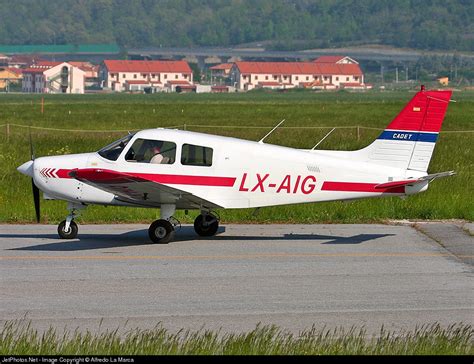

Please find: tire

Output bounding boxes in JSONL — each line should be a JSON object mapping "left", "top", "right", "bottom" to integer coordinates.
{"left": 194, "top": 214, "right": 219, "bottom": 237}
{"left": 58, "top": 220, "right": 78, "bottom": 239}
{"left": 148, "top": 219, "right": 175, "bottom": 244}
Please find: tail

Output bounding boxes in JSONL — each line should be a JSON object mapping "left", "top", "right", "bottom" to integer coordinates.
{"left": 360, "top": 86, "right": 452, "bottom": 172}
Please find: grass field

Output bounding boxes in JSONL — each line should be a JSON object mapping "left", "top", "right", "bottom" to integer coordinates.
{"left": 0, "top": 89, "right": 472, "bottom": 223}
{"left": 1, "top": 321, "right": 472, "bottom": 355}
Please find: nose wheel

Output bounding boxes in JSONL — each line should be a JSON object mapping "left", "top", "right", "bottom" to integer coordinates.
{"left": 58, "top": 220, "right": 78, "bottom": 239}
{"left": 57, "top": 203, "right": 84, "bottom": 240}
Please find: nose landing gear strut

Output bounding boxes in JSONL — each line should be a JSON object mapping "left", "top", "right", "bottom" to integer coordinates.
{"left": 57, "top": 203, "right": 85, "bottom": 239}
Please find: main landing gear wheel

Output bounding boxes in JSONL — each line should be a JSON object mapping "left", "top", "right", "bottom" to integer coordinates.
{"left": 194, "top": 214, "right": 219, "bottom": 237}
{"left": 57, "top": 220, "right": 78, "bottom": 239}
{"left": 149, "top": 219, "right": 175, "bottom": 244}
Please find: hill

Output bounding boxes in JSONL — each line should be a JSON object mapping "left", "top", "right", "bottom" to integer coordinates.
{"left": 0, "top": 0, "right": 472, "bottom": 52}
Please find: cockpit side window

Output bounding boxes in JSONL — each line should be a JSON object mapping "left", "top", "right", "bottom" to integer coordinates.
{"left": 181, "top": 144, "right": 213, "bottom": 167}
{"left": 97, "top": 134, "right": 134, "bottom": 161}
{"left": 125, "top": 138, "right": 176, "bottom": 164}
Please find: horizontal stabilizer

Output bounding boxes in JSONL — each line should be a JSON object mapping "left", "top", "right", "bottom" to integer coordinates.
{"left": 374, "top": 179, "right": 418, "bottom": 189}
{"left": 375, "top": 171, "right": 455, "bottom": 190}
{"left": 417, "top": 170, "right": 456, "bottom": 181}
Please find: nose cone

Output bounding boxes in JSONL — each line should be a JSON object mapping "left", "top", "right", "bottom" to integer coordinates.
{"left": 17, "top": 160, "right": 34, "bottom": 177}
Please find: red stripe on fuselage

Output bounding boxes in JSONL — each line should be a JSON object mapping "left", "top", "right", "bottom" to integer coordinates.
{"left": 135, "top": 172, "right": 236, "bottom": 187}
{"left": 321, "top": 181, "right": 405, "bottom": 194}
{"left": 68, "top": 168, "right": 236, "bottom": 187}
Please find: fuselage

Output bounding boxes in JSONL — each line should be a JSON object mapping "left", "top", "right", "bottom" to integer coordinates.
{"left": 19, "top": 128, "right": 427, "bottom": 210}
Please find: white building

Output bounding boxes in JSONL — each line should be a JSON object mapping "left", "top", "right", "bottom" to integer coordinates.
{"left": 230, "top": 57, "right": 365, "bottom": 91}
{"left": 22, "top": 62, "right": 85, "bottom": 94}
{"left": 313, "top": 55, "right": 359, "bottom": 64}
{"left": 101, "top": 60, "right": 193, "bottom": 92}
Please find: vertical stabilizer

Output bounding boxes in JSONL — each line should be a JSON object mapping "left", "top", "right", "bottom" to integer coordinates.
{"left": 361, "top": 87, "right": 452, "bottom": 172}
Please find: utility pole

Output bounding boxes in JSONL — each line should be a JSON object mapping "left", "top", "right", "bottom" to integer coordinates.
{"left": 381, "top": 64, "right": 384, "bottom": 83}
{"left": 395, "top": 67, "right": 398, "bottom": 83}
{"left": 406, "top": 66, "right": 408, "bottom": 82}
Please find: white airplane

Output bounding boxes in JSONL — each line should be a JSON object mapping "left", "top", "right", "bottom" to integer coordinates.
{"left": 18, "top": 86, "right": 454, "bottom": 243}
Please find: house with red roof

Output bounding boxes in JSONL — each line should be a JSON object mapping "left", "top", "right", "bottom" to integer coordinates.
{"left": 209, "top": 63, "right": 233, "bottom": 78}
{"left": 101, "top": 60, "right": 193, "bottom": 92}
{"left": 230, "top": 56, "right": 365, "bottom": 91}
{"left": 69, "top": 61, "right": 100, "bottom": 87}
{"left": 0, "top": 67, "right": 23, "bottom": 90}
{"left": 22, "top": 61, "right": 85, "bottom": 93}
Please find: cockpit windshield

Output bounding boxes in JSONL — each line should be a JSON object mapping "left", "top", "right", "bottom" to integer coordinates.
{"left": 97, "top": 134, "right": 135, "bottom": 161}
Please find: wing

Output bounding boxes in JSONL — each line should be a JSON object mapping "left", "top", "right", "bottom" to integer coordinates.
{"left": 69, "top": 168, "right": 222, "bottom": 209}
{"left": 375, "top": 170, "right": 455, "bottom": 190}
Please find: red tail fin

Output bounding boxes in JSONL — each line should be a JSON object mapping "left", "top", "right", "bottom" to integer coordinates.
{"left": 384, "top": 88, "right": 451, "bottom": 133}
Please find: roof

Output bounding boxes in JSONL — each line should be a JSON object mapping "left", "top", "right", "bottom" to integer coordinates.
{"left": 209, "top": 63, "right": 233, "bottom": 71}
{"left": 0, "top": 68, "right": 22, "bottom": 79}
{"left": 313, "top": 56, "right": 359, "bottom": 64}
{"left": 69, "top": 61, "right": 99, "bottom": 72}
{"left": 32, "top": 61, "right": 62, "bottom": 68}
{"left": 1, "top": 67, "right": 23, "bottom": 75}
{"left": 125, "top": 80, "right": 150, "bottom": 85}
{"left": 22, "top": 61, "right": 64, "bottom": 74}
{"left": 234, "top": 61, "right": 363, "bottom": 76}
{"left": 104, "top": 60, "right": 192, "bottom": 74}
{"left": 125, "top": 80, "right": 163, "bottom": 85}
{"left": 22, "top": 68, "right": 45, "bottom": 74}
{"left": 314, "top": 56, "right": 346, "bottom": 63}
{"left": 166, "top": 80, "right": 191, "bottom": 85}
{"left": 176, "top": 84, "right": 196, "bottom": 89}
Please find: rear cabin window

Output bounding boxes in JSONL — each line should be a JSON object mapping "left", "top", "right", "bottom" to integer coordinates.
{"left": 181, "top": 144, "right": 213, "bottom": 167}
{"left": 125, "top": 138, "right": 176, "bottom": 164}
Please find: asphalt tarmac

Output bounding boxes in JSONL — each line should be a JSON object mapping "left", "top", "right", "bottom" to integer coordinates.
{"left": 0, "top": 223, "right": 472, "bottom": 335}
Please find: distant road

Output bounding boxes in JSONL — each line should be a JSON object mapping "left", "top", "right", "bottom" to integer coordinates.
{"left": 1, "top": 223, "right": 472, "bottom": 334}
{"left": 129, "top": 46, "right": 474, "bottom": 62}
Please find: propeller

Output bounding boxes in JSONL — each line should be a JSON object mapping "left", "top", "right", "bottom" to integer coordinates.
{"left": 32, "top": 179, "right": 40, "bottom": 223}
{"left": 29, "top": 128, "right": 40, "bottom": 223}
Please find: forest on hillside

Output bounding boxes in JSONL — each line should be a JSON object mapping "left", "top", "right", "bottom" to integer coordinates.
{"left": 0, "top": 0, "right": 472, "bottom": 52}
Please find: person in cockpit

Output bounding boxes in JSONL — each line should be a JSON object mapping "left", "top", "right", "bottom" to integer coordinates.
{"left": 149, "top": 145, "right": 164, "bottom": 164}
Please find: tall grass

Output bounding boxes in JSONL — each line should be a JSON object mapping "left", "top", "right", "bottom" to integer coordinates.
{"left": 0, "top": 91, "right": 472, "bottom": 223}
{"left": 0, "top": 321, "right": 472, "bottom": 355}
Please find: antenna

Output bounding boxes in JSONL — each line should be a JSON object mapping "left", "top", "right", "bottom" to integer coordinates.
{"left": 258, "top": 119, "right": 285, "bottom": 144}
{"left": 310, "top": 128, "right": 335, "bottom": 151}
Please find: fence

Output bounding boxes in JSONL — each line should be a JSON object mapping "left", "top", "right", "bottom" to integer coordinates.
{"left": 0, "top": 123, "right": 473, "bottom": 143}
